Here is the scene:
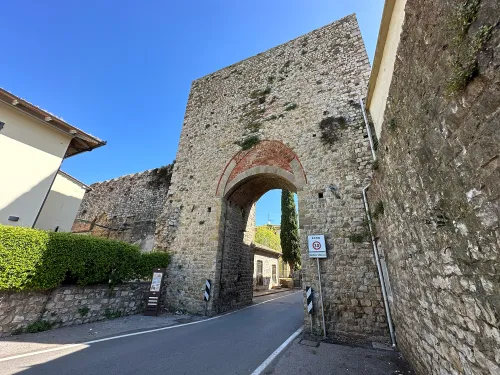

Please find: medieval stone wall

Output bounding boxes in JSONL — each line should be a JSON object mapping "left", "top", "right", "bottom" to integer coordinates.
{"left": 73, "top": 165, "right": 173, "bottom": 251}
{"left": 0, "top": 283, "right": 148, "bottom": 337}
{"left": 369, "top": 0, "right": 500, "bottom": 373}
{"left": 156, "top": 14, "right": 388, "bottom": 340}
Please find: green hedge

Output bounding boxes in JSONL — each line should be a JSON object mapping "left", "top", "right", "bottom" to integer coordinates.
{"left": 0, "top": 225, "right": 170, "bottom": 291}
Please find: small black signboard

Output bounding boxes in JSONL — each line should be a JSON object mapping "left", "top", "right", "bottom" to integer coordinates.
{"left": 144, "top": 268, "right": 166, "bottom": 316}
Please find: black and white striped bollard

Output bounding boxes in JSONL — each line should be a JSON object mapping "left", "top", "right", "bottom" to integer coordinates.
{"left": 204, "top": 279, "right": 211, "bottom": 315}
{"left": 306, "top": 286, "right": 313, "bottom": 332}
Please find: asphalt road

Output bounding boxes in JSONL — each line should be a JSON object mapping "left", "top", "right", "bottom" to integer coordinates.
{"left": 1, "top": 291, "right": 303, "bottom": 375}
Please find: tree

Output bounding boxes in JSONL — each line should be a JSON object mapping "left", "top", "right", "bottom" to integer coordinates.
{"left": 280, "top": 190, "right": 301, "bottom": 273}
{"left": 255, "top": 225, "right": 281, "bottom": 251}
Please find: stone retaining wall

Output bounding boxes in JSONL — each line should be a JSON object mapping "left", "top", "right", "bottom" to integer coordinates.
{"left": 0, "top": 282, "right": 148, "bottom": 337}
{"left": 369, "top": 0, "right": 500, "bottom": 373}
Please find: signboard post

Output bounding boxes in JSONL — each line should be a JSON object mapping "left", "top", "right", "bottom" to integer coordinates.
{"left": 308, "top": 235, "right": 327, "bottom": 258}
{"left": 308, "top": 235, "right": 327, "bottom": 338}
{"left": 144, "top": 268, "right": 166, "bottom": 316}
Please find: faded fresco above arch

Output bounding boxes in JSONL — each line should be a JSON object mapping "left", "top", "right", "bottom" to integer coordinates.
{"left": 216, "top": 140, "right": 308, "bottom": 201}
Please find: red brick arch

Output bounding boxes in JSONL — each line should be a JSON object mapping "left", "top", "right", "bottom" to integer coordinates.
{"left": 216, "top": 140, "right": 307, "bottom": 200}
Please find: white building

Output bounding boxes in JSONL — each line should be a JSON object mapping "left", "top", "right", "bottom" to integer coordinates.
{"left": 0, "top": 88, "right": 105, "bottom": 231}
{"left": 35, "top": 171, "right": 90, "bottom": 232}
{"left": 253, "top": 243, "right": 281, "bottom": 291}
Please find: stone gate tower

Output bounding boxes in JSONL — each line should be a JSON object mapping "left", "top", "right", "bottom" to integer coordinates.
{"left": 157, "top": 14, "right": 388, "bottom": 340}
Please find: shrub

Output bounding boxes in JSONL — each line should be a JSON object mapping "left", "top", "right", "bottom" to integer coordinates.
{"left": 25, "top": 320, "right": 56, "bottom": 333}
{"left": 0, "top": 225, "right": 170, "bottom": 291}
{"left": 0, "top": 226, "right": 51, "bottom": 290}
{"left": 78, "top": 307, "right": 90, "bottom": 317}
{"left": 104, "top": 308, "right": 123, "bottom": 319}
{"left": 137, "top": 252, "right": 171, "bottom": 280}
{"left": 236, "top": 134, "right": 261, "bottom": 150}
{"left": 12, "top": 320, "right": 59, "bottom": 334}
{"left": 46, "top": 232, "right": 142, "bottom": 287}
{"left": 348, "top": 233, "right": 369, "bottom": 243}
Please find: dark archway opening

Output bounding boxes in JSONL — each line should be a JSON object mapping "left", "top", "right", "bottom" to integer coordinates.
{"left": 214, "top": 173, "right": 298, "bottom": 313}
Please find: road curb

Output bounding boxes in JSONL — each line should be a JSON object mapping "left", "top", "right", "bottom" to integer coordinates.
{"left": 251, "top": 326, "right": 304, "bottom": 375}
{"left": 253, "top": 287, "right": 300, "bottom": 298}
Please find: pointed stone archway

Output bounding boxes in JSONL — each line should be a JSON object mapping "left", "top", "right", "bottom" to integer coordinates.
{"left": 213, "top": 140, "right": 306, "bottom": 312}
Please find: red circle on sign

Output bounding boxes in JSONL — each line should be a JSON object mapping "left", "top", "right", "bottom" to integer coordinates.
{"left": 312, "top": 241, "right": 321, "bottom": 250}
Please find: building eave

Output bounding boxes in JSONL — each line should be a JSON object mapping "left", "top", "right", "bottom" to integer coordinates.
{"left": 58, "top": 170, "right": 92, "bottom": 191}
{"left": 0, "top": 88, "right": 106, "bottom": 158}
{"left": 252, "top": 243, "right": 282, "bottom": 257}
{"left": 366, "top": 0, "right": 396, "bottom": 108}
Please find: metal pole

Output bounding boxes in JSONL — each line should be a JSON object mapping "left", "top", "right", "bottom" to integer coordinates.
{"left": 362, "top": 185, "right": 397, "bottom": 347}
{"left": 316, "top": 258, "right": 327, "bottom": 339}
{"left": 359, "top": 96, "right": 377, "bottom": 161}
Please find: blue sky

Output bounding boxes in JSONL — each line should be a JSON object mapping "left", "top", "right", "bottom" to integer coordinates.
{"left": 1, "top": 0, "right": 384, "bottom": 225}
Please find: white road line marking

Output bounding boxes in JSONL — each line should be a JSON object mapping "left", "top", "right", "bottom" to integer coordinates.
{"left": 250, "top": 326, "right": 304, "bottom": 375}
{"left": 0, "top": 290, "right": 302, "bottom": 363}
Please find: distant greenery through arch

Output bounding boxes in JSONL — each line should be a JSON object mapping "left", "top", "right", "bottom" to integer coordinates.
{"left": 280, "top": 190, "right": 301, "bottom": 272}
{"left": 255, "top": 225, "right": 281, "bottom": 251}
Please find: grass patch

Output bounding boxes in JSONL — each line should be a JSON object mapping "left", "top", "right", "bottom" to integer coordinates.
{"left": 104, "top": 309, "right": 123, "bottom": 319}
{"left": 236, "top": 135, "right": 261, "bottom": 150}
{"left": 78, "top": 307, "right": 90, "bottom": 317}
{"left": 25, "top": 320, "right": 56, "bottom": 334}
{"left": 447, "top": 24, "right": 492, "bottom": 94}
{"left": 348, "top": 232, "right": 370, "bottom": 243}
{"left": 446, "top": 0, "right": 493, "bottom": 94}
{"left": 451, "top": 0, "right": 480, "bottom": 39}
